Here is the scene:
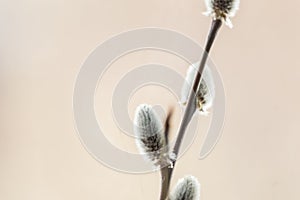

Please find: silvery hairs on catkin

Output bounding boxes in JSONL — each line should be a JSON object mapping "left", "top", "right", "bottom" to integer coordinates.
{"left": 181, "top": 62, "right": 215, "bottom": 115}
{"left": 133, "top": 104, "right": 171, "bottom": 167}
{"left": 204, "top": 0, "right": 240, "bottom": 28}
{"left": 169, "top": 176, "right": 200, "bottom": 200}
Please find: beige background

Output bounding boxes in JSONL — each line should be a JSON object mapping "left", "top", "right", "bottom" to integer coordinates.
{"left": 1, "top": 0, "right": 300, "bottom": 200}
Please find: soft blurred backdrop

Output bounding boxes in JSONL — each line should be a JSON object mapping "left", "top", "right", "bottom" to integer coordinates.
{"left": 1, "top": 0, "right": 300, "bottom": 200}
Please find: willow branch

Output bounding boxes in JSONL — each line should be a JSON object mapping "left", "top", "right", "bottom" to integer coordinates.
{"left": 173, "top": 19, "right": 222, "bottom": 158}
{"left": 159, "top": 19, "right": 222, "bottom": 200}
{"left": 164, "top": 19, "right": 223, "bottom": 196}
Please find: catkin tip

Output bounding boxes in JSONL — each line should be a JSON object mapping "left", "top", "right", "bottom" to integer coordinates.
{"left": 204, "top": 0, "right": 240, "bottom": 28}
{"left": 169, "top": 175, "right": 200, "bottom": 200}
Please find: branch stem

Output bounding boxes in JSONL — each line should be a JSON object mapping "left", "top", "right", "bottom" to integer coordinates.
{"left": 159, "top": 19, "right": 222, "bottom": 200}
{"left": 160, "top": 166, "right": 172, "bottom": 200}
{"left": 173, "top": 19, "right": 222, "bottom": 158}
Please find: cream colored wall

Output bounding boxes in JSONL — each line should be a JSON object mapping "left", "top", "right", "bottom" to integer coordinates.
{"left": 1, "top": 0, "right": 300, "bottom": 200}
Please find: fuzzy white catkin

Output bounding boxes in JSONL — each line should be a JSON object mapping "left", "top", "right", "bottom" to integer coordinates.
{"left": 204, "top": 0, "right": 240, "bottom": 28}
{"left": 181, "top": 62, "right": 215, "bottom": 115}
{"left": 133, "top": 104, "right": 169, "bottom": 167}
{"left": 169, "top": 176, "right": 200, "bottom": 200}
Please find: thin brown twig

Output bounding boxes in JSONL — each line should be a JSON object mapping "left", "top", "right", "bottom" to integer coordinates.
{"left": 173, "top": 19, "right": 222, "bottom": 159}
{"left": 159, "top": 19, "right": 223, "bottom": 200}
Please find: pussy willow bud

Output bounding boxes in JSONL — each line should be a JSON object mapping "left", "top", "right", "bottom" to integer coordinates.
{"left": 204, "top": 0, "right": 240, "bottom": 28}
{"left": 181, "top": 62, "right": 215, "bottom": 115}
{"left": 134, "top": 104, "right": 170, "bottom": 167}
{"left": 169, "top": 176, "right": 200, "bottom": 200}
